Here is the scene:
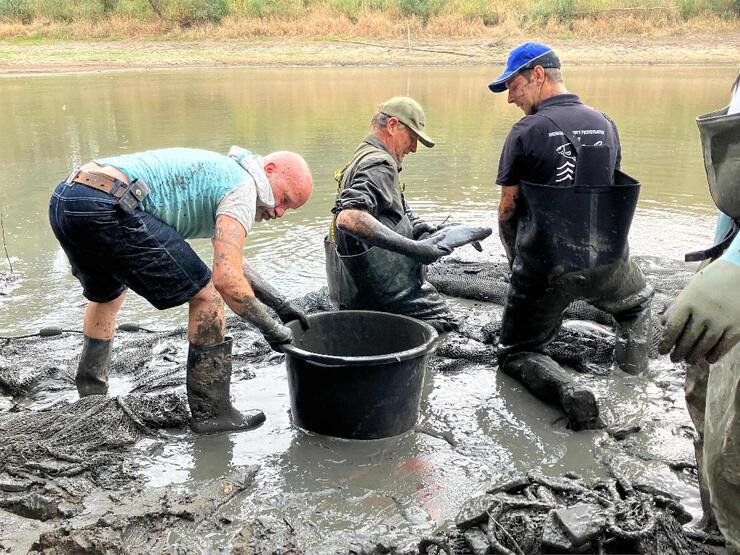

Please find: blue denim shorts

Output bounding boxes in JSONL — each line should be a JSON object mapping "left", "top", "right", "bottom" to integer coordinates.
{"left": 49, "top": 181, "right": 211, "bottom": 309}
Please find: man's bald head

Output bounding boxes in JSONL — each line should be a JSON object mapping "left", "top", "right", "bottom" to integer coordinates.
{"left": 262, "top": 151, "right": 313, "bottom": 218}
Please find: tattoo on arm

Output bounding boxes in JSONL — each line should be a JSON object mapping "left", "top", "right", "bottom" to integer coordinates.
{"left": 336, "top": 209, "right": 419, "bottom": 257}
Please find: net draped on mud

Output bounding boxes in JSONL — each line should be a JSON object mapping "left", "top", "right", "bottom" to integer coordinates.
{"left": 422, "top": 471, "right": 723, "bottom": 555}
{"left": 0, "top": 256, "right": 691, "bottom": 479}
{"left": 0, "top": 255, "right": 697, "bottom": 547}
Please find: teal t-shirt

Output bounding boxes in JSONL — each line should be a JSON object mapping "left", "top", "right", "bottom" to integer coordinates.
{"left": 96, "top": 148, "right": 249, "bottom": 238}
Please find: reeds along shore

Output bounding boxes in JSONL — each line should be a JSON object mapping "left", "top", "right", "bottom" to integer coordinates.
{"left": 0, "top": 0, "right": 737, "bottom": 39}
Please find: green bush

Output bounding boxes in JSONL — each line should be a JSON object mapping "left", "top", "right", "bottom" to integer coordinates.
{"left": 230, "top": 0, "right": 304, "bottom": 17}
{"left": 25, "top": 0, "right": 106, "bottom": 21}
{"left": 327, "top": 0, "right": 363, "bottom": 20}
{"left": 165, "top": 0, "right": 229, "bottom": 23}
{"left": 454, "top": 0, "right": 499, "bottom": 25}
{"left": 0, "top": 0, "right": 32, "bottom": 22}
{"left": 705, "top": 0, "right": 738, "bottom": 17}
{"left": 396, "top": 0, "right": 444, "bottom": 21}
{"left": 115, "top": 0, "right": 153, "bottom": 18}
{"left": 677, "top": 0, "right": 695, "bottom": 18}
{"left": 529, "top": 0, "right": 575, "bottom": 23}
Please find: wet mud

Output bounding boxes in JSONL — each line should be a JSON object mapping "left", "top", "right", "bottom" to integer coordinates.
{"left": 0, "top": 256, "right": 727, "bottom": 553}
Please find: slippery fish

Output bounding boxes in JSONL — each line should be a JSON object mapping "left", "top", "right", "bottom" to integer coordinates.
{"left": 432, "top": 224, "right": 493, "bottom": 252}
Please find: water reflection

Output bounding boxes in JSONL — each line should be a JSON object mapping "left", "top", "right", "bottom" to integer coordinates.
{"left": 0, "top": 66, "right": 734, "bottom": 336}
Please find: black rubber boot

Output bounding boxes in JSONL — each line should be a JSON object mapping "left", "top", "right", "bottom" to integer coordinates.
{"left": 76, "top": 336, "right": 112, "bottom": 397}
{"left": 186, "top": 337, "right": 266, "bottom": 434}
{"left": 614, "top": 303, "right": 652, "bottom": 375}
{"left": 502, "top": 352, "right": 602, "bottom": 431}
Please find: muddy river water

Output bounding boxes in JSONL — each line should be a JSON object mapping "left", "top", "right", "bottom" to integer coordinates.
{"left": 0, "top": 66, "right": 738, "bottom": 551}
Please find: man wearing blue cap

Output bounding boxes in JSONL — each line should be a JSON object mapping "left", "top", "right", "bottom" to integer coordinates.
{"left": 489, "top": 43, "right": 653, "bottom": 430}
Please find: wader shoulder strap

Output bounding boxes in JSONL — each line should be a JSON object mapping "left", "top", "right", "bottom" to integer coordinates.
{"left": 685, "top": 219, "right": 740, "bottom": 262}
{"left": 329, "top": 143, "right": 393, "bottom": 244}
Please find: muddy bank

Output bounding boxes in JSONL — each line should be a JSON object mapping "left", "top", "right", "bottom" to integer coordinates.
{"left": 0, "top": 256, "right": 727, "bottom": 553}
{"left": 0, "top": 33, "right": 738, "bottom": 75}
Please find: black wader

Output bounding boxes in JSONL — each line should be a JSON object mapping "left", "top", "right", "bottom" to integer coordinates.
{"left": 499, "top": 112, "right": 654, "bottom": 429}
{"left": 325, "top": 142, "right": 456, "bottom": 333}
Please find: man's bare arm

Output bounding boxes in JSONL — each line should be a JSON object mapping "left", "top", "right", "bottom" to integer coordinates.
{"left": 335, "top": 208, "right": 450, "bottom": 264}
{"left": 212, "top": 215, "right": 292, "bottom": 348}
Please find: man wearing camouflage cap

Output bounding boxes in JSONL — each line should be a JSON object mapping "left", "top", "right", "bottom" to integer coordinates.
{"left": 324, "top": 96, "right": 460, "bottom": 331}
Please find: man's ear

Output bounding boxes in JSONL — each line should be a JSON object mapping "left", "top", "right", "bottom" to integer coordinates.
{"left": 387, "top": 116, "right": 401, "bottom": 134}
{"left": 533, "top": 65, "right": 546, "bottom": 83}
{"left": 263, "top": 160, "right": 277, "bottom": 175}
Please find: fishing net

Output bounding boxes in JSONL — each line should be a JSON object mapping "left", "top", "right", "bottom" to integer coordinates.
{"left": 421, "top": 472, "right": 724, "bottom": 555}
{"left": 427, "top": 255, "right": 695, "bottom": 365}
{"left": 0, "top": 256, "right": 692, "bottom": 524}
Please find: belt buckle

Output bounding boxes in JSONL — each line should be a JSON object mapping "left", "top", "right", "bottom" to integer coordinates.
{"left": 65, "top": 166, "right": 81, "bottom": 185}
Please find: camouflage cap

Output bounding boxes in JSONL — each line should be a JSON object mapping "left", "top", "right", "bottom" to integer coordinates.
{"left": 378, "top": 96, "right": 435, "bottom": 148}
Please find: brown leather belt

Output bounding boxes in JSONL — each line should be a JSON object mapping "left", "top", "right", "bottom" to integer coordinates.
{"left": 69, "top": 170, "right": 129, "bottom": 199}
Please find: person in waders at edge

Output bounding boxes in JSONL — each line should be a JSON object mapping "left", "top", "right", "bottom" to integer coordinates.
{"left": 49, "top": 147, "right": 313, "bottom": 434}
{"left": 659, "top": 72, "right": 740, "bottom": 551}
{"left": 490, "top": 43, "right": 654, "bottom": 430}
{"left": 325, "top": 96, "right": 491, "bottom": 333}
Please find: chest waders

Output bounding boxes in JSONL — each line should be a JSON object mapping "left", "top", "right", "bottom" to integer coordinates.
{"left": 516, "top": 113, "right": 640, "bottom": 277}
{"left": 324, "top": 144, "right": 455, "bottom": 332}
{"left": 687, "top": 106, "right": 740, "bottom": 550}
{"left": 499, "top": 110, "right": 652, "bottom": 430}
{"left": 686, "top": 107, "right": 740, "bottom": 263}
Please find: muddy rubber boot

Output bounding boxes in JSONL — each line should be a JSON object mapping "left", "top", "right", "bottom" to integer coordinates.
{"left": 502, "top": 352, "right": 602, "bottom": 431}
{"left": 614, "top": 303, "right": 652, "bottom": 375}
{"left": 76, "top": 336, "right": 112, "bottom": 397}
{"left": 559, "top": 384, "right": 602, "bottom": 431}
{"left": 186, "top": 337, "right": 266, "bottom": 434}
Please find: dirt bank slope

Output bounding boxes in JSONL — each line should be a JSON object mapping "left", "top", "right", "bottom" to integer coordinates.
{"left": 0, "top": 33, "right": 738, "bottom": 75}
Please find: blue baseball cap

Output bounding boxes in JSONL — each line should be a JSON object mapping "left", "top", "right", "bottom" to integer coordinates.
{"left": 488, "top": 42, "right": 561, "bottom": 93}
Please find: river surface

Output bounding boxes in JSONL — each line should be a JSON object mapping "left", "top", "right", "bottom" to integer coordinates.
{"left": 0, "top": 66, "right": 737, "bottom": 551}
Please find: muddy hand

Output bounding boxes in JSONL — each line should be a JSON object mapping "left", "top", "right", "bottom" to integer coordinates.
{"left": 413, "top": 233, "right": 453, "bottom": 264}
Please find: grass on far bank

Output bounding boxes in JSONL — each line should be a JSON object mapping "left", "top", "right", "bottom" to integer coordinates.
{"left": 0, "top": 0, "right": 737, "bottom": 41}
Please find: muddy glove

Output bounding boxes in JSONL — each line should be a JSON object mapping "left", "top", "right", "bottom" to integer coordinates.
{"left": 243, "top": 262, "right": 309, "bottom": 330}
{"left": 240, "top": 297, "right": 294, "bottom": 352}
{"left": 412, "top": 220, "right": 438, "bottom": 239}
{"left": 411, "top": 233, "right": 454, "bottom": 264}
{"left": 274, "top": 299, "right": 310, "bottom": 330}
{"left": 337, "top": 208, "right": 452, "bottom": 264}
{"left": 658, "top": 259, "right": 740, "bottom": 364}
{"left": 259, "top": 319, "right": 294, "bottom": 353}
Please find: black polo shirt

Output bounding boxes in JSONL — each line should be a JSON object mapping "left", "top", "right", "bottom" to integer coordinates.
{"left": 496, "top": 93, "right": 621, "bottom": 187}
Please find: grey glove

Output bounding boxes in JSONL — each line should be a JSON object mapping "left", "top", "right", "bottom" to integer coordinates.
{"left": 260, "top": 319, "right": 294, "bottom": 353}
{"left": 411, "top": 233, "right": 454, "bottom": 264}
{"left": 240, "top": 296, "right": 295, "bottom": 353}
{"left": 274, "top": 299, "right": 310, "bottom": 330}
{"left": 412, "top": 221, "right": 438, "bottom": 240}
{"left": 658, "top": 259, "right": 740, "bottom": 364}
{"left": 243, "top": 262, "right": 310, "bottom": 330}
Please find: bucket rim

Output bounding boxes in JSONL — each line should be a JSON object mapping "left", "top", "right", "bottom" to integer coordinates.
{"left": 282, "top": 310, "right": 438, "bottom": 367}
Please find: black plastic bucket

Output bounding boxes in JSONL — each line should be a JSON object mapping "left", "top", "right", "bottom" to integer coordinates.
{"left": 282, "top": 310, "right": 438, "bottom": 440}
